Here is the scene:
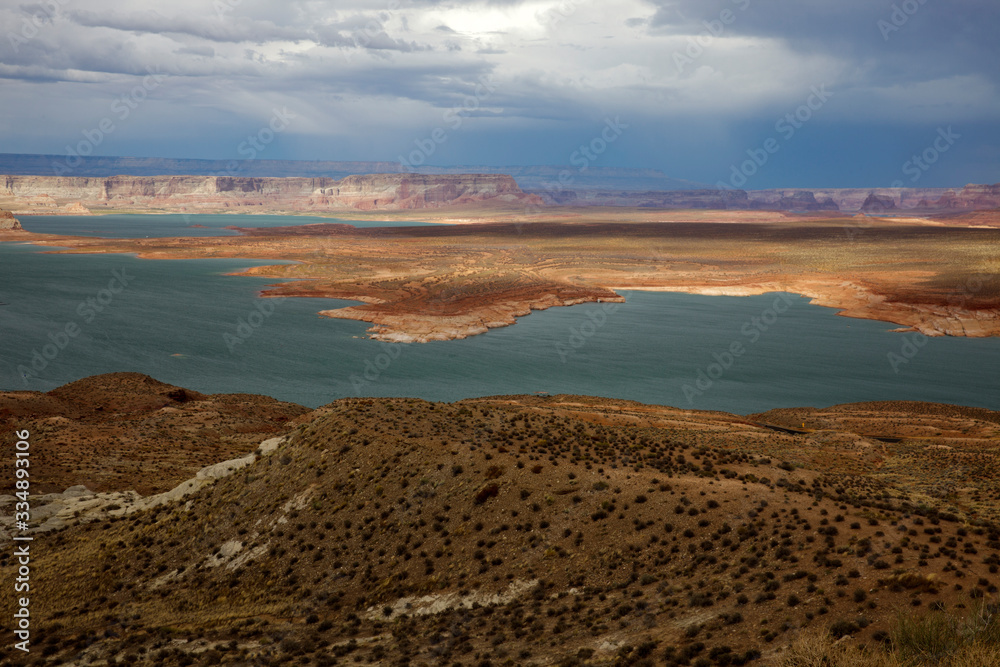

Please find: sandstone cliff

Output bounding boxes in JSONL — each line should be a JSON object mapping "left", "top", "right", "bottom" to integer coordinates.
{"left": 0, "top": 173, "right": 543, "bottom": 213}
{"left": 0, "top": 209, "right": 22, "bottom": 230}
{"left": 3, "top": 170, "right": 997, "bottom": 216}
{"left": 311, "top": 174, "right": 532, "bottom": 210}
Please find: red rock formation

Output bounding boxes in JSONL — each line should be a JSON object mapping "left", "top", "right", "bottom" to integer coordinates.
{"left": 63, "top": 202, "right": 91, "bottom": 215}
{"left": 860, "top": 192, "right": 897, "bottom": 213}
{"left": 931, "top": 183, "right": 1000, "bottom": 209}
{"left": 0, "top": 209, "right": 22, "bottom": 230}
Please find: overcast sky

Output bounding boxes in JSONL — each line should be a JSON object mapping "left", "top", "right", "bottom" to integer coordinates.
{"left": 1, "top": 0, "right": 998, "bottom": 187}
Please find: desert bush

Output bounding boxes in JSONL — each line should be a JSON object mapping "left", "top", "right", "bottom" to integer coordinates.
{"left": 474, "top": 483, "right": 500, "bottom": 504}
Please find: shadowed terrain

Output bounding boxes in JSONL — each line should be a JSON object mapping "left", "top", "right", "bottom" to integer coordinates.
{"left": 0, "top": 373, "right": 309, "bottom": 495}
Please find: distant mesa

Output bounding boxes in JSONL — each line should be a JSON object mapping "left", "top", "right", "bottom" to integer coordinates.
{"left": 749, "top": 190, "right": 840, "bottom": 211}
{"left": 931, "top": 183, "right": 1000, "bottom": 209}
{"left": 0, "top": 152, "right": 708, "bottom": 191}
{"left": 0, "top": 173, "right": 543, "bottom": 213}
{"left": 860, "top": 192, "right": 897, "bottom": 213}
{"left": 1, "top": 158, "right": 998, "bottom": 216}
{"left": 534, "top": 187, "right": 752, "bottom": 209}
{"left": 527, "top": 183, "right": 1000, "bottom": 213}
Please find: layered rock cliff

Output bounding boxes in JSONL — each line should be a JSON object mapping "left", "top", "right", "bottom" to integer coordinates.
{"left": 310, "top": 174, "right": 532, "bottom": 210}
{"left": 3, "top": 171, "right": 997, "bottom": 216}
{"left": 0, "top": 174, "right": 542, "bottom": 213}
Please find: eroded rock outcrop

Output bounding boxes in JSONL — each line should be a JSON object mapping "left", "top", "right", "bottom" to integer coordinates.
{"left": 931, "top": 183, "right": 1000, "bottom": 209}
{"left": 749, "top": 190, "right": 839, "bottom": 211}
{"left": 0, "top": 209, "right": 22, "bottom": 230}
{"left": 860, "top": 192, "right": 897, "bottom": 213}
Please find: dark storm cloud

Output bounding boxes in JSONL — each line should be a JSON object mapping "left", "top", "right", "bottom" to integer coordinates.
{"left": 647, "top": 0, "right": 1000, "bottom": 85}
{"left": 0, "top": 0, "right": 996, "bottom": 187}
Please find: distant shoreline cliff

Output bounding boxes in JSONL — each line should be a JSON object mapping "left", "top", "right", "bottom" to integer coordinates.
{"left": 0, "top": 173, "right": 543, "bottom": 213}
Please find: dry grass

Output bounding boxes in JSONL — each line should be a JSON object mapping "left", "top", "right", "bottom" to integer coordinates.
{"left": 781, "top": 604, "right": 1000, "bottom": 667}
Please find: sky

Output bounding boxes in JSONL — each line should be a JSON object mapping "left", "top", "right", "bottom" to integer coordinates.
{"left": 1, "top": 0, "right": 998, "bottom": 188}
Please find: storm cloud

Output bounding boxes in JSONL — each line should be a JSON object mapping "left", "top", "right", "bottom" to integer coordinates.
{"left": 1, "top": 0, "right": 997, "bottom": 186}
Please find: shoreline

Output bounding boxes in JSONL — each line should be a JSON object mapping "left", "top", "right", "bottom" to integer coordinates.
{"left": 606, "top": 283, "right": 1000, "bottom": 339}
{"left": 3, "top": 216, "right": 998, "bottom": 343}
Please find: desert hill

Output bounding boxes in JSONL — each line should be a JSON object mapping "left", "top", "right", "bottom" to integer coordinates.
{"left": 0, "top": 372, "right": 309, "bottom": 495}
{"left": 5, "top": 375, "right": 1000, "bottom": 665}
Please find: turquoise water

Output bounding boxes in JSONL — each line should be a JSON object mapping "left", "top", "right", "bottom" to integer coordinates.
{"left": 20, "top": 214, "right": 439, "bottom": 238}
{"left": 1, "top": 240, "right": 997, "bottom": 413}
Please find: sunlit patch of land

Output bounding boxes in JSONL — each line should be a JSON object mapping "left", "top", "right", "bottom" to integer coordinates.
{"left": 4, "top": 208, "right": 997, "bottom": 342}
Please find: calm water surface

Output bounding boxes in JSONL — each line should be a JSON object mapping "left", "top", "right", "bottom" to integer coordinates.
{"left": 20, "top": 213, "right": 439, "bottom": 238}
{"left": 1, "top": 216, "right": 997, "bottom": 412}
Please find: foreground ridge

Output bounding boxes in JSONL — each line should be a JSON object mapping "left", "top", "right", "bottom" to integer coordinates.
{"left": 4, "top": 375, "right": 1000, "bottom": 664}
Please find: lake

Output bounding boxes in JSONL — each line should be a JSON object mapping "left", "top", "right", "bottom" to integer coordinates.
{"left": 19, "top": 213, "right": 440, "bottom": 238}
{"left": 1, "top": 216, "right": 998, "bottom": 413}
